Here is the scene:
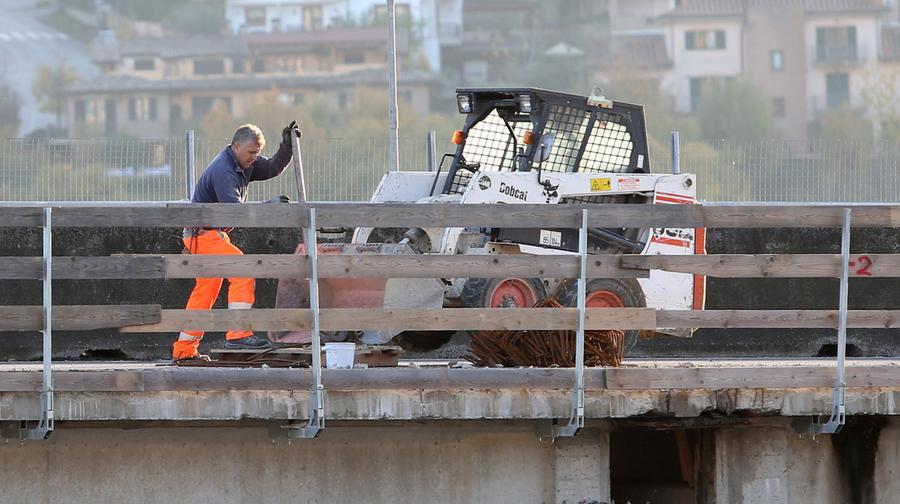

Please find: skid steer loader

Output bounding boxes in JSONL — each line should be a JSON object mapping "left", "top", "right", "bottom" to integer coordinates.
{"left": 272, "top": 88, "right": 704, "bottom": 350}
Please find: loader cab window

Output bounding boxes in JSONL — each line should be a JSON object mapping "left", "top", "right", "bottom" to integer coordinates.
{"left": 460, "top": 109, "right": 532, "bottom": 173}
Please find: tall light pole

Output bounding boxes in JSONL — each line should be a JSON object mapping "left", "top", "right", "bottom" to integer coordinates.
{"left": 386, "top": 0, "right": 400, "bottom": 172}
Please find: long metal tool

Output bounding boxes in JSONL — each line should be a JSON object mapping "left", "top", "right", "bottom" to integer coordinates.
{"left": 21, "top": 207, "right": 54, "bottom": 440}
{"left": 287, "top": 207, "right": 324, "bottom": 439}
{"left": 810, "top": 207, "right": 851, "bottom": 434}
{"left": 290, "top": 128, "right": 307, "bottom": 203}
{"left": 554, "top": 209, "right": 588, "bottom": 438}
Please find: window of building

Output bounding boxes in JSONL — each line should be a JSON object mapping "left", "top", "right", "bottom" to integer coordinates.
{"left": 771, "top": 50, "right": 784, "bottom": 71}
{"left": 134, "top": 58, "right": 155, "bottom": 71}
{"left": 826, "top": 73, "right": 850, "bottom": 109}
{"left": 303, "top": 5, "right": 323, "bottom": 30}
{"left": 194, "top": 59, "right": 225, "bottom": 75}
{"left": 192, "top": 96, "right": 232, "bottom": 119}
{"left": 338, "top": 91, "right": 350, "bottom": 110}
{"left": 245, "top": 6, "right": 266, "bottom": 28}
{"left": 253, "top": 59, "right": 265, "bottom": 73}
{"left": 343, "top": 52, "right": 365, "bottom": 65}
{"left": 772, "top": 97, "right": 786, "bottom": 118}
{"left": 816, "top": 26, "right": 858, "bottom": 62}
{"left": 128, "top": 97, "right": 158, "bottom": 121}
{"left": 272, "top": 56, "right": 300, "bottom": 73}
{"left": 685, "top": 30, "right": 726, "bottom": 50}
{"left": 74, "top": 98, "right": 106, "bottom": 125}
{"left": 232, "top": 58, "right": 245, "bottom": 74}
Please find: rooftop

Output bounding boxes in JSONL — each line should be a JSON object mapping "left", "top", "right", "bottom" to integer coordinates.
{"left": 661, "top": 0, "right": 888, "bottom": 19}
{"left": 64, "top": 69, "right": 435, "bottom": 95}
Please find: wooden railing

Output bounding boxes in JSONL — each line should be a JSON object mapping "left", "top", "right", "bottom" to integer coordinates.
{"left": 1, "top": 203, "right": 900, "bottom": 333}
{"left": 2, "top": 202, "right": 898, "bottom": 438}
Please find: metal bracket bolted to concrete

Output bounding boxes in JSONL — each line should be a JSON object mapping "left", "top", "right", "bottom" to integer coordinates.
{"left": 553, "top": 209, "right": 589, "bottom": 439}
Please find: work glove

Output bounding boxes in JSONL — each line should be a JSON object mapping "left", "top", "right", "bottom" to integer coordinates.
{"left": 281, "top": 120, "right": 301, "bottom": 144}
{"left": 265, "top": 194, "right": 292, "bottom": 204}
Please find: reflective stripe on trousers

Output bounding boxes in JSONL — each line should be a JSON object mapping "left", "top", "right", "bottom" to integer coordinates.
{"left": 172, "top": 230, "right": 255, "bottom": 359}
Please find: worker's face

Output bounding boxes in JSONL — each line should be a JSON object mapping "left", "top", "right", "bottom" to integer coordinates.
{"left": 232, "top": 139, "right": 263, "bottom": 169}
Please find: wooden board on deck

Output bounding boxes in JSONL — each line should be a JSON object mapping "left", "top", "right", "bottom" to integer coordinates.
{"left": 205, "top": 345, "right": 403, "bottom": 368}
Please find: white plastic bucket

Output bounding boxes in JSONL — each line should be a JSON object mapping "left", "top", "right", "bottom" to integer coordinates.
{"left": 323, "top": 342, "right": 356, "bottom": 369}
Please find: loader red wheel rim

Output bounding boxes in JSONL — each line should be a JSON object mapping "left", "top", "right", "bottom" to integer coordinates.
{"left": 489, "top": 279, "right": 538, "bottom": 308}
{"left": 585, "top": 290, "right": 625, "bottom": 308}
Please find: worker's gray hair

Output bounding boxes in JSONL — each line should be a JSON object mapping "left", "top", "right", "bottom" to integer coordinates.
{"left": 231, "top": 124, "right": 265, "bottom": 147}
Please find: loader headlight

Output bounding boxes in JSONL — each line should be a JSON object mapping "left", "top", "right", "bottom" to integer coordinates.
{"left": 457, "top": 93, "right": 473, "bottom": 114}
{"left": 518, "top": 94, "right": 532, "bottom": 113}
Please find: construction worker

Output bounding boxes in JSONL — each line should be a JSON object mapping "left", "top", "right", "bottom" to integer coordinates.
{"left": 173, "top": 122, "right": 300, "bottom": 361}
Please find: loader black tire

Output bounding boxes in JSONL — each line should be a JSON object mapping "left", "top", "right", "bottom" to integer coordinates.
{"left": 560, "top": 278, "right": 646, "bottom": 352}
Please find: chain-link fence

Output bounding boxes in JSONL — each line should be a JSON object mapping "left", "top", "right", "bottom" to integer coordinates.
{"left": 0, "top": 136, "right": 434, "bottom": 202}
{"left": 654, "top": 139, "right": 900, "bottom": 203}
{"left": 2, "top": 136, "right": 900, "bottom": 203}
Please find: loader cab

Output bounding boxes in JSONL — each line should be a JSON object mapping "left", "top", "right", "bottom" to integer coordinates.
{"left": 441, "top": 88, "right": 652, "bottom": 197}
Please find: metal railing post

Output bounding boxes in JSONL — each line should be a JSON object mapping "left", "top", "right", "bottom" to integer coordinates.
{"left": 288, "top": 207, "right": 325, "bottom": 439}
{"left": 185, "top": 130, "right": 195, "bottom": 201}
{"left": 19, "top": 207, "right": 54, "bottom": 440}
{"left": 555, "top": 208, "right": 588, "bottom": 438}
{"left": 809, "top": 207, "right": 850, "bottom": 435}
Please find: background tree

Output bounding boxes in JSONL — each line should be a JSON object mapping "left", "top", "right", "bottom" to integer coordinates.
{"left": 0, "top": 79, "right": 21, "bottom": 138}
{"left": 696, "top": 79, "right": 778, "bottom": 141}
{"left": 32, "top": 60, "right": 79, "bottom": 128}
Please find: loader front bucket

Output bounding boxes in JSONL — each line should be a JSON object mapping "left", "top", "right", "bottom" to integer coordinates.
{"left": 269, "top": 243, "right": 446, "bottom": 344}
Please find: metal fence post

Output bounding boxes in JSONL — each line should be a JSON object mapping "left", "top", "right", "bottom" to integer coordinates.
{"left": 185, "top": 130, "right": 195, "bottom": 201}
{"left": 426, "top": 130, "right": 436, "bottom": 172}
{"left": 671, "top": 131, "right": 681, "bottom": 175}
{"left": 387, "top": 0, "right": 400, "bottom": 172}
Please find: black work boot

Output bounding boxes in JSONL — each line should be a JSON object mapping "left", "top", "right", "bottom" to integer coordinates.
{"left": 224, "top": 334, "right": 273, "bottom": 350}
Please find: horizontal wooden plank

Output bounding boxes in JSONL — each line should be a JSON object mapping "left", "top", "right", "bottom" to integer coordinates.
{"left": 0, "top": 257, "right": 42, "bottom": 279}
{"left": 622, "top": 254, "right": 900, "bottom": 278}
{"left": 657, "top": 310, "right": 900, "bottom": 328}
{"left": 0, "top": 253, "right": 641, "bottom": 280}
{"left": 0, "top": 305, "right": 161, "bottom": 331}
{"left": 605, "top": 365, "right": 900, "bottom": 390}
{"left": 3, "top": 204, "right": 900, "bottom": 228}
{"left": 144, "top": 254, "right": 647, "bottom": 279}
{"left": 3, "top": 305, "right": 900, "bottom": 332}
{"left": 119, "top": 307, "right": 658, "bottom": 332}
{"left": 1, "top": 364, "right": 897, "bottom": 393}
{"left": 1, "top": 256, "right": 166, "bottom": 280}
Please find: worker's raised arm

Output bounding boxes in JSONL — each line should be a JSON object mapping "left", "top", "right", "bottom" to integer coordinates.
{"left": 250, "top": 121, "right": 300, "bottom": 181}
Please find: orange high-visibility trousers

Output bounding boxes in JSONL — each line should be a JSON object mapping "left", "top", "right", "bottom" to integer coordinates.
{"left": 173, "top": 230, "right": 255, "bottom": 359}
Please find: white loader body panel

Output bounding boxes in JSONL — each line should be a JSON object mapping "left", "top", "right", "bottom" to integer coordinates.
{"left": 355, "top": 170, "right": 702, "bottom": 315}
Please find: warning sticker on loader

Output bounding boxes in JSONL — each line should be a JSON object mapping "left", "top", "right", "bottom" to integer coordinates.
{"left": 590, "top": 177, "right": 611, "bottom": 192}
{"left": 617, "top": 177, "right": 641, "bottom": 191}
{"left": 539, "top": 229, "right": 563, "bottom": 247}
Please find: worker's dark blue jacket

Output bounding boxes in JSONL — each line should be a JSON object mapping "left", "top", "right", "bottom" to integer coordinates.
{"left": 192, "top": 141, "right": 292, "bottom": 204}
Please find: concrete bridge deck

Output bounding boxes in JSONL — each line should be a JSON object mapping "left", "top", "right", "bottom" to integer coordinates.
{"left": 2, "top": 359, "right": 899, "bottom": 422}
